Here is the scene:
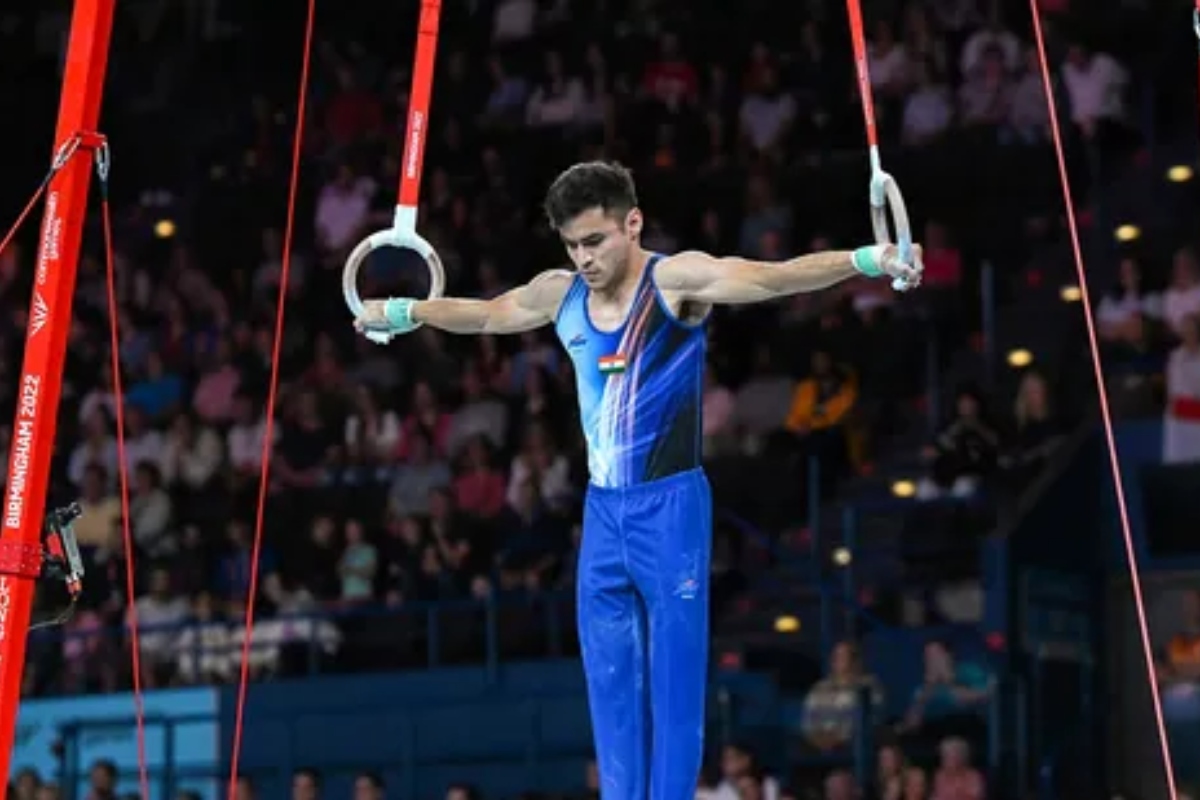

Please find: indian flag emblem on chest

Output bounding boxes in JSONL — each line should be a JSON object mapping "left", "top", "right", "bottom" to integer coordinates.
{"left": 598, "top": 354, "right": 627, "bottom": 376}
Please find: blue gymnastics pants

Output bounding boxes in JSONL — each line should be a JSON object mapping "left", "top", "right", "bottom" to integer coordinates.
{"left": 577, "top": 468, "right": 712, "bottom": 800}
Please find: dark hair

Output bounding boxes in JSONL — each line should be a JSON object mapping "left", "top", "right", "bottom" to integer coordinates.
{"left": 293, "top": 768, "right": 322, "bottom": 787}
{"left": 543, "top": 161, "right": 638, "bottom": 229}
{"left": 356, "top": 772, "right": 385, "bottom": 789}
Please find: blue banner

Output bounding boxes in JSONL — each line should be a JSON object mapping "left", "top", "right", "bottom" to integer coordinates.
{"left": 11, "top": 687, "right": 219, "bottom": 800}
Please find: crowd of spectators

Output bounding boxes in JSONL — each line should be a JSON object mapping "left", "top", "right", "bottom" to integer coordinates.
{"left": 0, "top": 0, "right": 1174, "bottom": 795}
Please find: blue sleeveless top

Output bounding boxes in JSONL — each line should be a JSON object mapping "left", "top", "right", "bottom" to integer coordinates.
{"left": 554, "top": 255, "right": 708, "bottom": 488}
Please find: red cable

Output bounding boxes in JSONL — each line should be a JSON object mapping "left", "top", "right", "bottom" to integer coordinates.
{"left": 100, "top": 165, "right": 151, "bottom": 800}
{"left": 226, "top": 0, "right": 317, "bottom": 794}
{"left": 0, "top": 183, "right": 52, "bottom": 262}
{"left": 1028, "top": 3, "right": 1179, "bottom": 796}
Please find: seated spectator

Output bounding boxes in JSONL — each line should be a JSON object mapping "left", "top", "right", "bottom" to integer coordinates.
{"left": 1005, "top": 49, "right": 1050, "bottom": 144}
{"left": 344, "top": 385, "right": 401, "bottom": 465}
{"left": 130, "top": 462, "right": 174, "bottom": 557}
{"left": 1165, "top": 314, "right": 1200, "bottom": 463}
{"left": 902, "top": 768, "right": 929, "bottom": 800}
{"left": 129, "top": 566, "right": 189, "bottom": 687}
{"left": 901, "top": 641, "right": 992, "bottom": 741}
{"left": 454, "top": 437, "right": 507, "bottom": 520}
{"left": 495, "top": 479, "right": 566, "bottom": 591}
{"left": 509, "top": 331, "right": 562, "bottom": 394}
{"left": 730, "top": 345, "right": 794, "bottom": 455}
{"left": 125, "top": 352, "right": 184, "bottom": 422}
{"left": 1000, "top": 370, "right": 1065, "bottom": 487}
{"left": 958, "top": 46, "right": 1012, "bottom": 134}
{"left": 919, "top": 220, "right": 964, "bottom": 295}
{"left": 74, "top": 464, "right": 121, "bottom": 550}
{"left": 824, "top": 770, "right": 861, "bottom": 800}
{"left": 901, "top": 6, "right": 948, "bottom": 80}
{"left": 507, "top": 423, "right": 573, "bottom": 512}
{"left": 508, "top": 366, "right": 564, "bottom": 446}
{"left": 274, "top": 391, "right": 336, "bottom": 490}
{"left": 120, "top": 406, "right": 164, "bottom": 477}
{"left": 59, "top": 610, "right": 118, "bottom": 695}
{"left": 917, "top": 388, "right": 1000, "bottom": 500}
{"left": 960, "top": 12, "right": 1022, "bottom": 76}
{"left": 703, "top": 365, "right": 736, "bottom": 456}
{"left": 901, "top": 61, "right": 953, "bottom": 147}
{"left": 481, "top": 57, "right": 530, "bottom": 129}
{"left": 77, "top": 366, "right": 116, "bottom": 429}
{"left": 525, "top": 51, "right": 587, "bottom": 129}
{"left": 175, "top": 591, "right": 233, "bottom": 685}
{"left": 868, "top": 21, "right": 911, "bottom": 100}
{"left": 218, "top": 520, "right": 280, "bottom": 601}
{"left": 427, "top": 489, "right": 477, "bottom": 587}
{"left": 159, "top": 412, "right": 224, "bottom": 493}
{"left": 877, "top": 743, "right": 909, "bottom": 800}
{"left": 1105, "top": 313, "right": 1169, "bottom": 417}
{"left": 315, "top": 163, "right": 372, "bottom": 261}
{"left": 1061, "top": 43, "right": 1129, "bottom": 143}
{"left": 784, "top": 349, "right": 857, "bottom": 488}
{"left": 338, "top": 518, "right": 378, "bottom": 603}
{"left": 227, "top": 393, "right": 270, "bottom": 477}
{"left": 389, "top": 431, "right": 452, "bottom": 518}
{"left": 68, "top": 409, "right": 118, "bottom": 489}
{"left": 738, "top": 67, "right": 795, "bottom": 160}
{"left": 1098, "top": 258, "right": 1163, "bottom": 345}
{"left": 448, "top": 366, "right": 509, "bottom": 457}
{"left": 710, "top": 743, "right": 780, "bottom": 800}
{"left": 1160, "top": 589, "right": 1200, "bottom": 687}
{"left": 398, "top": 381, "right": 453, "bottom": 460}
{"left": 801, "top": 640, "right": 884, "bottom": 753}
{"left": 1166, "top": 249, "right": 1200, "bottom": 339}
{"left": 931, "top": 737, "right": 984, "bottom": 800}
{"left": 191, "top": 338, "right": 241, "bottom": 424}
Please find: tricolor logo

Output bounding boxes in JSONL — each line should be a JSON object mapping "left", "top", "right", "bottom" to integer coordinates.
{"left": 598, "top": 354, "right": 627, "bottom": 375}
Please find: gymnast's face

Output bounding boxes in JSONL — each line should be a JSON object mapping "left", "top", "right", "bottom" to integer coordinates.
{"left": 558, "top": 206, "right": 643, "bottom": 293}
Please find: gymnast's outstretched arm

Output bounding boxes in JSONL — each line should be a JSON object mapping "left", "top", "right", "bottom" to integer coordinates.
{"left": 655, "top": 244, "right": 923, "bottom": 305}
{"left": 355, "top": 269, "right": 574, "bottom": 335}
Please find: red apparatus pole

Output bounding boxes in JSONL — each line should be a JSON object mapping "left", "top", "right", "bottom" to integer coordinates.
{"left": 0, "top": 0, "right": 114, "bottom": 778}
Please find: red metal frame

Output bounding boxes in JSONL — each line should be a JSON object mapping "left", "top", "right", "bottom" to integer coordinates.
{"left": 0, "top": 0, "right": 114, "bottom": 777}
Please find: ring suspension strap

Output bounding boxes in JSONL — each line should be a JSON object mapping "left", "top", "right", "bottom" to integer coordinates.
{"left": 844, "top": 0, "right": 914, "bottom": 287}
{"left": 342, "top": 0, "right": 447, "bottom": 336}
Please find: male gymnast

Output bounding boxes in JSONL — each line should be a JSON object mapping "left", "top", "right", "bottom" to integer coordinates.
{"left": 354, "top": 161, "right": 922, "bottom": 799}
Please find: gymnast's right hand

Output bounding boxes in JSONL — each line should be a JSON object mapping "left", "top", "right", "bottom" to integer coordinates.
{"left": 354, "top": 298, "right": 420, "bottom": 344}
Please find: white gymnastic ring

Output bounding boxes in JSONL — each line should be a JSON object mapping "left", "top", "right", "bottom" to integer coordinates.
{"left": 868, "top": 169, "right": 912, "bottom": 259}
{"left": 342, "top": 226, "right": 447, "bottom": 324}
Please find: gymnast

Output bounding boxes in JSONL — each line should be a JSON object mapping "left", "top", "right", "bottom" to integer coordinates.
{"left": 355, "top": 160, "right": 922, "bottom": 800}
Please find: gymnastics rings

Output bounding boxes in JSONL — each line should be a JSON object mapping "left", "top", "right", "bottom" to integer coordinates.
{"left": 344, "top": 0, "right": 447, "bottom": 343}
{"left": 343, "top": 205, "right": 446, "bottom": 344}
{"left": 868, "top": 148, "right": 914, "bottom": 280}
{"left": 846, "top": 0, "right": 916, "bottom": 290}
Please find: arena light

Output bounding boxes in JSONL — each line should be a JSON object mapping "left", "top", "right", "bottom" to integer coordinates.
{"left": 1007, "top": 348, "right": 1034, "bottom": 368}
{"left": 1114, "top": 224, "right": 1141, "bottom": 243}
{"left": 1168, "top": 165, "right": 1194, "bottom": 183}
{"left": 774, "top": 615, "right": 801, "bottom": 633}
{"left": 891, "top": 479, "right": 916, "bottom": 498}
{"left": 832, "top": 547, "right": 852, "bottom": 566}
{"left": 154, "top": 219, "right": 177, "bottom": 239}
{"left": 1060, "top": 285, "right": 1082, "bottom": 302}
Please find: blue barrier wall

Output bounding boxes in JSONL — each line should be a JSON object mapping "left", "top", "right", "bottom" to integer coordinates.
{"left": 221, "top": 660, "right": 782, "bottom": 800}
{"left": 11, "top": 687, "right": 219, "bottom": 800}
